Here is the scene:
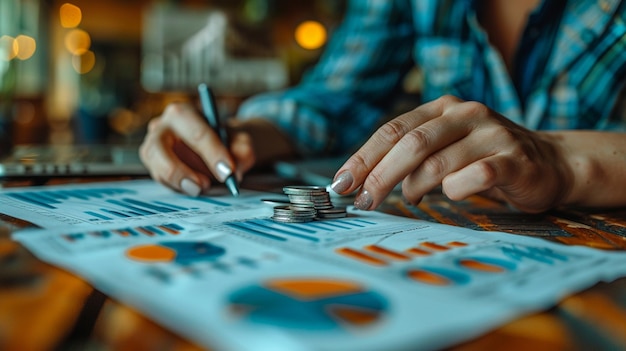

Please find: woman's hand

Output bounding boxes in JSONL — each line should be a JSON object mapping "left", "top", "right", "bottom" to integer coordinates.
{"left": 331, "top": 95, "right": 574, "bottom": 213}
{"left": 139, "top": 102, "right": 255, "bottom": 196}
{"left": 139, "top": 101, "right": 297, "bottom": 196}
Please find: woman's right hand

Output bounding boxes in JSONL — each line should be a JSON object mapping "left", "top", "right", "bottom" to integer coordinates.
{"left": 139, "top": 102, "right": 256, "bottom": 196}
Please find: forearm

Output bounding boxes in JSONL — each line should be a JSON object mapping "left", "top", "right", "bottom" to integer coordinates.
{"left": 546, "top": 131, "right": 626, "bottom": 208}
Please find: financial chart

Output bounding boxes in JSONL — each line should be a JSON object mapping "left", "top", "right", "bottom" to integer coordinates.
{"left": 7, "top": 179, "right": 626, "bottom": 351}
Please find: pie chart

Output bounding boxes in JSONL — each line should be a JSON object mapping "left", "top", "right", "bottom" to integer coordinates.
{"left": 126, "top": 241, "right": 225, "bottom": 265}
{"left": 228, "top": 278, "right": 388, "bottom": 330}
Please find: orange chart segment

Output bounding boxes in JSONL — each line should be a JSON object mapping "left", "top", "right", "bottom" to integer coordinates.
{"left": 336, "top": 248, "right": 388, "bottom": 266}
{"left": 420, "top": 242, "right": 450, "bottom": 251}
{"left": 330, "top": 306, "right": 382, "bottom": 326}
{"left": 407, "top": 247, "right": 431, "bottom": 256}
{"left": 266, "top": 279, "right": 364, "bottom": 301}
{"left": 127, "top": 244, "right": 176, "bottom": 262}
{"left": 407, "top": 269, "right": 452, "bottom": 286}
{"left": 364, "top": 245, "right": 411, "bottom": 260}
{"left": 407, "top": 267, "right": 471, "bottom": 286}
{"left": 459, "top": 259, "right": 505, "bottom": 272}
{"left": 126, "top": 241, "right": 226, "bottom": 265}
{"left": 456, "top": 257, "right": 517, "bottom": 273}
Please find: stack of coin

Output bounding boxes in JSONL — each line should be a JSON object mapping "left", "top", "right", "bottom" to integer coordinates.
{"left": 271, "top": 205, "right": 317, "bottom": 223}
{"left": 271, "top": 185, "right": 347, "bottom": 223}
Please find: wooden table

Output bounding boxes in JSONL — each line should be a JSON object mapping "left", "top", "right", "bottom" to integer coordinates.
{"left": 1, "top": 176, "right": 626, "bottom": 351}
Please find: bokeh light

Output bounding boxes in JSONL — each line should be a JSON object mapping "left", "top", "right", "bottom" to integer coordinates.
{"left": 60, "top": 3, "right": 82, "bottom": 28}
{"left": 64, "top": 28, "right": 91, "bottom": 55}
{"left": 15, "top": 35, "right": 37, "bottom": 60}
{"left": 0, "top": 35, "right": 19, "bottom": 61}
{"left": 294, "top": 20, "right": 327, "bottom": 50}
{"left": 72, "top": 50, "right": 96, "bottom": 74}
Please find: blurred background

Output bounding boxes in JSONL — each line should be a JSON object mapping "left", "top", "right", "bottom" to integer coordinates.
{"left": 0, "top": 0, "right": 347, "bottom": 151}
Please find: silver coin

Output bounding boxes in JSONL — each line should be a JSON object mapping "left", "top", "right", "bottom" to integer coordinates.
{"left": 283, "top": 185, "right": 328, "bottom": 195}
{"left": 271, "top": 216, "right": 314, "bottom": 223}
{"left": 271, "top": 184, "right": 349, "bottom": 221}
{"left": 317, "top": 206, "right": 347, "bottom": 219}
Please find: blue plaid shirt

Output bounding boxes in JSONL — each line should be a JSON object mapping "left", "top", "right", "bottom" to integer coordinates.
{"left": 238, "top": 0, "right": 626, "bottom": 156}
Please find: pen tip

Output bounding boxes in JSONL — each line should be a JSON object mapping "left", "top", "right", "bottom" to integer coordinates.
{"left": 225, "top": 176, "right": 240, "bottom": 197}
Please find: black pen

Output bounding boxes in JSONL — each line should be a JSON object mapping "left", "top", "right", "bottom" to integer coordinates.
{"left": 197, "top": 83, "right": 240, "bottom": 197}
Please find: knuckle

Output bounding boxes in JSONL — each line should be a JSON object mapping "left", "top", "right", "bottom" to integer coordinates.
{"left": 147, "top": 117, "right": 161, "bottom": 131}
{"left": 497, "top": 127, "right": 518, "bottom": 144}
{"left": 401, "top": 184, "right": 422, "bottom": 205}
{"left": 345, "top": 152, "right": 370, "bottom": 172}
{"left": 162, "top": 102, "right": 188, "bottom": 117}
{"left": 462, "top": 101, "right": 490, "bottom": 117}
{"left": 474, "top": 161, "right": 498, "bottom": 186}
{"left": 366, "top": 170, "right": 390, "bottom": 191}
{"left": 192, "top": 126, "right": 211, "bottom": 142}
{"left": 377, "top": 120, "right": 410, "bottom": 145}
{"left": 421, "top": 154, "right": 448, "bottom": 178}
{"left": 400, "top": 127, "right": 432, "bottom": 152}
{"left": 437, "top": 94, "right": 461, "bottom": 105}
{"left": 161, "top": 163, "right": 178, "bottom": 184}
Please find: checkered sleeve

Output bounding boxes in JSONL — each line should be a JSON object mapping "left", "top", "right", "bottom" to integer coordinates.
{"left": 237, "top": 0, "right": 415, "bottom": 156}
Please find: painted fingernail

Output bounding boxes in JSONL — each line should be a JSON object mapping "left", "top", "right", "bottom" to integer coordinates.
{"left": 354, "top": 189, "right": 373, "bottom": 210}
{"left": 180, "top": 178, "right": 201, "bottom": 197}
{"left": 215, "top": 161, "right": 233, "bottom": 182}
{"left": 331, "top": 171, "right": 354, "bottom": 194}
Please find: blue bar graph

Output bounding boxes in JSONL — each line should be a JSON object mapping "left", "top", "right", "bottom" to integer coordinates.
{"left": 154, "top": 201, "right": 189, "bottom": 211}
{"left": 106, "top": 199, "right": 156, "bottom": 215}
{"left": 7, "top": 188, "right": 135, "bottom": 209}
{"left": 190, "top": 197, "right": 231, "bottom": 207}
{"left": 102, "top": 209, "right": 131, "bottom": 218}
{"left": 5, "top": 187, "right": 236, "bottom": 224}
{"left": 245, "top": 219, "right": 319, "bottom": 242}
{"left": 120, "top": 198, "right": 179, "bottom": 213}
{"left": 85, "top": 211, "right": 112, "bottom": 220}
{"left": 80, "top": 198, "right": 190, "bottom": 221}
{"left": 227, "top": 217, "right": 377, "bottom": 242}
{"left": 225, "top": 222, "right": 287, "bottom": 242}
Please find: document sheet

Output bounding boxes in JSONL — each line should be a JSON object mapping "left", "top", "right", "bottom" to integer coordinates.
{"left": 4, "top": 180, "right": 626, "bottom": 351}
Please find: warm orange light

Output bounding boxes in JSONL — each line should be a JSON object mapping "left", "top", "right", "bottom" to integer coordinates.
{"left": 64, "top": 29, "right": 91, "bottom": 55}
{"left": 72, "top": 50, "right": 96, "bottom": 74}
{"left": 15, "top": 35, "right": 37, "bottom": 60}
{"left": 295, "top": 21, "right": 327, "bottom": 50}
{"left": 0, "top": 35, "right": 18, "bottom": 61}
{"left": 60, "top": 3, "right": 82, "bottom": 28}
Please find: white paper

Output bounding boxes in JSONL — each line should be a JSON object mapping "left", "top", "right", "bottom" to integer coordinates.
{"left": 6, "top": 180, "right": 626, "bottom": 351}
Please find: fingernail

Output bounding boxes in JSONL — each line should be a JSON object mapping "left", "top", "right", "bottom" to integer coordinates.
{"left": 354, "top": 189, "right": 373, "bottom": 210}
{"left": 331, "top": 171, "right": 354, "bottom": 194}
{"left": 180, "top": 178, "right": 201, "bottom": 197}
{"left": 215, "top": 161, "right": 233, "bottom": 182}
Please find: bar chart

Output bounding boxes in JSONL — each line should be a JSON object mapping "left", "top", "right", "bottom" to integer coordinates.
{"left": 6, "top": 188, "right": 135, "bottom": 209}
{"left": 225, "top": 217, "right": 378, "bottom": 244}
{"left": 62, "top": 223, "right": 185, "bottom": 242}
{"left": 1, "top": 180, "right": 246, "bottom": 228}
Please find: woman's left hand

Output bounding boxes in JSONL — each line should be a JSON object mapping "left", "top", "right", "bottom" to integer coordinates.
{"left": 331, "top": 95, "right": 573, "bottom": 213}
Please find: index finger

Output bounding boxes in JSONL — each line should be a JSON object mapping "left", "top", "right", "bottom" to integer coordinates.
{"left": 331, "top": 97, "right": 448, "bottom": 195}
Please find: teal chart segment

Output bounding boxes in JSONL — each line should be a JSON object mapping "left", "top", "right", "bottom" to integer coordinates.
{"left": 228, "top": 278, "right": 388, "bottom": 331}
